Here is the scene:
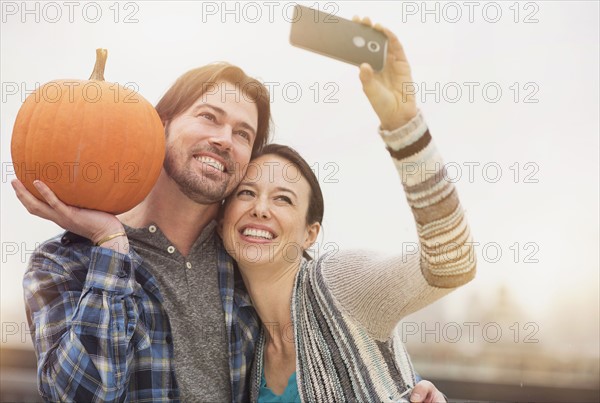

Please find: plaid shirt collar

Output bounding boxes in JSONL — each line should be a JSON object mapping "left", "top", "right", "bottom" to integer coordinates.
{"left": 216, "top": 235, "right": 260, "bottom": 403}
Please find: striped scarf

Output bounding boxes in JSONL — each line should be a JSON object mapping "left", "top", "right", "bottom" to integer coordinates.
{"left": 250, "top": 256, "right": 417, "bottom": 402}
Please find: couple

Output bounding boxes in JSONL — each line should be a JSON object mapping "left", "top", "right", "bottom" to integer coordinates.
{"left": 13, "top": 21, "right": 475, "bottom": 402}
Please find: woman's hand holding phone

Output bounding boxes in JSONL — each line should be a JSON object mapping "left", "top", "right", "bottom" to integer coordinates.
{"left": 354, "top": 17, "right": 418, "bottom": 131}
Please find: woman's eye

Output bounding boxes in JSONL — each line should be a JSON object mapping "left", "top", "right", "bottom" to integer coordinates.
{"left": 275, "top": 195, "right": 293, "bottom": 204}
{"left": 237, "top": 189, "right": 254, "bottom": 197}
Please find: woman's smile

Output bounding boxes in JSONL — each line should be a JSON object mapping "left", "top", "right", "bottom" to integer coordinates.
{"left": 239, "top": 224, "right": 278, "bottom": 243}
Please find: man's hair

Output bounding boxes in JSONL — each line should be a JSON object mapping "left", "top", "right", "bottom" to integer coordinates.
{"left": 155, "top": 62, "right": 272, "bottom": 156}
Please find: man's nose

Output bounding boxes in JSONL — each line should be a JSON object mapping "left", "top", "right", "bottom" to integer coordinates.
{"left": 209, "top": 124, "right": 233, "bottom": 151}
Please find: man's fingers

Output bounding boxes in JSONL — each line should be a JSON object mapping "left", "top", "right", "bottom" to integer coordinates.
{"left": 11, "top": 178, "right": 24, "bottom": 192}
{"left": 410, "top": 380, "right": 433, "bottom": 403}
{"left": 12, "top": 179, "right": 55, "bottom": 219}
{"left": 33, "top": 180, "right": 66, "bottom": 212}
{"left": 12, "top": 179, "right": 41, "bottom": 210}
{"left": 423, "top": 390, "right": 446, "bottom": 403}
{"left": 410, "top": 380, "right": 446, "bottom": 403}
{"left": 430, "top": 391, "right": 447, "bottom": 403}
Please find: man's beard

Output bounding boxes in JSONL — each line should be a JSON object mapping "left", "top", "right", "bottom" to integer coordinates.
{"left": 163, "top": 144, "right": 234, "bottom": 205}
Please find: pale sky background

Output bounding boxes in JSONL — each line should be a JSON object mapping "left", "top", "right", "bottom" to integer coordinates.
{"left": 1, "top": 0, "right": 598, "bottom": 363}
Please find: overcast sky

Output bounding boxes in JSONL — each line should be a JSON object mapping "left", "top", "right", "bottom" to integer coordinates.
{"left": 1, "top": 1, "right": 598, "bottom": 357}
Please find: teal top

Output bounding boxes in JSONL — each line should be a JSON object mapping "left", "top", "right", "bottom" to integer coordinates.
{"left": 257, "top": 367, "right": 300, "bottom": 403}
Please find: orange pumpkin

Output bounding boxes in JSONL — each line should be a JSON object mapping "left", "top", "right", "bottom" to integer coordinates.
{"left": 11, "top": 49, "right": 165, "bottom": 214}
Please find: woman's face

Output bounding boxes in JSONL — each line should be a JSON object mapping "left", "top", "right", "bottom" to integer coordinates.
{"left": 221, "top": 154, "right": 320, "bottom": 269}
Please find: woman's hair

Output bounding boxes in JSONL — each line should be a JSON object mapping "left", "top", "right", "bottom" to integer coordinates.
{"left": 155, "top": 62, "right": 272, "bottom": 157}
{"left": 256, "top": 144, "right": 324, "bottom": 227}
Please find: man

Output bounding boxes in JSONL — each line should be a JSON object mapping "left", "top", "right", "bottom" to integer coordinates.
{"left": 14, "top": 63, "right": 268, "bottom": 402}
{"left": 13, "top": 32, "right": 446, "bottom": 403}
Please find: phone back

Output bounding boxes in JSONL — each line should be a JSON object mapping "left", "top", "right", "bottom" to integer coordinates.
{"left": 289, "top": 5, "right": 387, "bottom": 71}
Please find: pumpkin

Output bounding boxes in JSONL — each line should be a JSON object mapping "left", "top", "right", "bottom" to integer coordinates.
{"left": 11, "top": 49, "right": 165, "bottom": 214}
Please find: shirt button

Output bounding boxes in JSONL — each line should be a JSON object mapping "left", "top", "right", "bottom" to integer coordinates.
{"left": 167, "top": 246, "right": 175, "bottom": 254}
{"left": 167, "top": 391, "right": 174, "bottom": 399}
{"left": 117, "top": 270, "right": 128, "bottom": 278}
{"left": 186, "top": 262, "right": 192, "bottom": 269}
{"left": 166, "top": 335, "right": 172, "bottom": 344}
{"left": 149, "top": 225, "right": 157, "bottom": 233}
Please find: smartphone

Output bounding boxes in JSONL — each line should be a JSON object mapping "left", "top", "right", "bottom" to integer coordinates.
{"left": 289, "top": 5, "right": 388, "bottom": 71}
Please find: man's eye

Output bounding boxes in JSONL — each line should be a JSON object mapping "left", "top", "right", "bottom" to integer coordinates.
{"left": 235, "top": 130, "right": 250, "bottom": 141}
{"left": 199, "top": 113, "right": 216, "bottom": 122}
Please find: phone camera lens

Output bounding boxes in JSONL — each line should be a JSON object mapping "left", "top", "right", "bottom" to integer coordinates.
{"left": 367, "top": 41, "right": 381, "bottom": 52}
{"left": 353, "top": 36, "right": 366, "bottom": 48}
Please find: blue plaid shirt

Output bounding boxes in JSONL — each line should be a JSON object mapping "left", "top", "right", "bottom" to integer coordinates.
{"left": 23, "top": 231, "right": 260, "bottom": 402}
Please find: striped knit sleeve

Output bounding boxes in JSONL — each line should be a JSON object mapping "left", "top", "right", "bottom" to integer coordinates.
{"left": 319, "top": 110, "right": 476, "bottom": 340}
{"left": 382, "top": 109, "right": 476, "bottom": 287}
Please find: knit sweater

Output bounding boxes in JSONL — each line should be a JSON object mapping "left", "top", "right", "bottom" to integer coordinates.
{"left": 249, "top": 111, "right": 476, "bottom": 402}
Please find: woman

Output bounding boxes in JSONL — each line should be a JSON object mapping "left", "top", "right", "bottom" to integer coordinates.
{"left": 218, "top": 22, "right": 476, "bottom": 403}
{"left": 219, "top": 138, "right": 475, "bottom": 402}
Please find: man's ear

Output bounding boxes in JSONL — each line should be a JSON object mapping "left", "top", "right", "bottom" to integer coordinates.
{"left": 303, "top": 222, "right": 321, "bottom": 250}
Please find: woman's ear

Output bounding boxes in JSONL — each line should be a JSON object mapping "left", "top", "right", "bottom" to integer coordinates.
{"left": 303, "top": 222, "right": 321, "bottom": 250}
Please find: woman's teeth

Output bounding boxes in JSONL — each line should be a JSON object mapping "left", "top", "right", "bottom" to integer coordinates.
{"left": 243, "top": 228, "right": 274, "bottom": 240}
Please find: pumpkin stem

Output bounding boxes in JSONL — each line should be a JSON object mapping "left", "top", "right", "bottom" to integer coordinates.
{"left": 89, "top": 48, "right": 108, "bottom": 81}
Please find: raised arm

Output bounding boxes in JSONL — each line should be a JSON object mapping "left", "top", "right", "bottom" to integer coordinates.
{"left": 320, "top": 20, "right": 476, "bottom": 341}
{"left": 13, "top": 180, "right": 146, "bottom": 400}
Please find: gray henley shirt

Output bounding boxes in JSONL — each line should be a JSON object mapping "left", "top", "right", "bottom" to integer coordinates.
{"left": 125, "top": 221, "right": 231, "bottom": 402}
